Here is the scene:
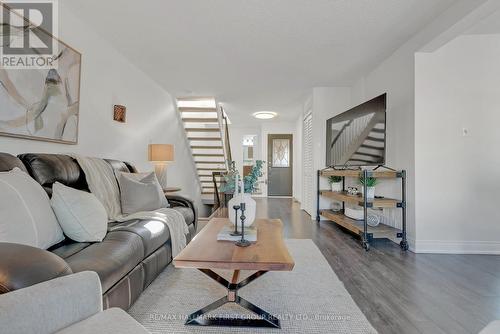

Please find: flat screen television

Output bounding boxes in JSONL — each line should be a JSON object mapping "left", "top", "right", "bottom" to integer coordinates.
{"left": 326, "top": 93, "right": 386, "bottom": 167}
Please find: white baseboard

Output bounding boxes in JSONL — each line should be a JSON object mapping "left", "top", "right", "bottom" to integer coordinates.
{"left": 414, "top": 239, "right": 500, "bottom": 254}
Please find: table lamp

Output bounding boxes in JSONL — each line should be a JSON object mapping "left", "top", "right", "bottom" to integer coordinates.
{"left": 148, "top": 144, "right": 174, "bottom": 189}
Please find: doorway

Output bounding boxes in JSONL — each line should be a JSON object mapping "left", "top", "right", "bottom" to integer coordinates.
{"left": 267, "top": 134, "right": 293, "bottom": 196}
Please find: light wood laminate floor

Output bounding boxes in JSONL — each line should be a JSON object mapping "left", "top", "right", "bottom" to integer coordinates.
{"left": 248, "top": 197, "right": 500, "bottom": 334}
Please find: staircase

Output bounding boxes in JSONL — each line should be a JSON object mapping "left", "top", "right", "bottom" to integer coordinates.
{"left": 348, "top": 118, "right": 385, "bottom": 165}
{"left": 177, "top": 98, "right": 231, "bottom": 205}
{"left": 331, "top": 112, "right": 385, "bottom": 166}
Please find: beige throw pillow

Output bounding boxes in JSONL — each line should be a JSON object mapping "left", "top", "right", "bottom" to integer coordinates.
{"left": 118, "top": 172, "right": 169, "bottom": 214}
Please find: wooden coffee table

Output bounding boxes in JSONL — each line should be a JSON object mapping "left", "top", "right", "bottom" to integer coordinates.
{"left": 173, "top": 218, "right": 294, "bottom": 328}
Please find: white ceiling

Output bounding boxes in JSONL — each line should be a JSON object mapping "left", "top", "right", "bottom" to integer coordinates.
{"left": 465, "top": 9, "right": 500, "bottom": 35}
{"left": 63, "top": 0, "right": 456, "bottom": 125}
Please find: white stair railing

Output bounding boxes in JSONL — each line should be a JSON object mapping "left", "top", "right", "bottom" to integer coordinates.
{"left": 331, "top": 113, "right": 374, "bottom": 165}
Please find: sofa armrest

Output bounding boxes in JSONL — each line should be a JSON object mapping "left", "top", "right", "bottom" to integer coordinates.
{"left": 166, "top": 194, "right": 198, "bottom": 230}
{"left": 0, "top": 242, "right": 73, "bottom": 294}
{"left": 0, "top": 271, "right": 102, "bottom": 334}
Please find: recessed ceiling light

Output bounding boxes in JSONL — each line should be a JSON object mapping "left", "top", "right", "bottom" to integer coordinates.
{"left": 253, "top": 111, "right": 277, "bottom": 120}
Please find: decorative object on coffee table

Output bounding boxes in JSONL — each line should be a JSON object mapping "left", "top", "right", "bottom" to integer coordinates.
{"left": 235, "top": 203, "right": 251, "bottom": 247}
{"left": 174, "top": 218, "right": 294, "bottom": 328}
{"left": 113, "top": 105, "right": 126, "bottom": 123}
{"left": 224, "top": 160, "right": 264, "bottom": 227}
{"left": 227, "top": 177, "right": 256, "bottom": 227}
{"left": 230, "top": 204, "right": 241, "bottom": 236}
{"left": 148, "top": 144, "right": 174, "bottom": 188}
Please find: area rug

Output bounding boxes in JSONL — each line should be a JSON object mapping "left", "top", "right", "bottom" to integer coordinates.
{"left": 128, "top": 239, "right": 377, "bottom": 333}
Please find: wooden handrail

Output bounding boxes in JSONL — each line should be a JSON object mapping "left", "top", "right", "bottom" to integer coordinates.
{"left": 211, "top": 106, "right": 232, "bottom": 212}
{"left": 222, "top": 109, "right": 232, "bottom": 162}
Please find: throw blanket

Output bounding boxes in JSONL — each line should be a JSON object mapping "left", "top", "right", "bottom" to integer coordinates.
{"left": 71, "top": 155, "right": 188, "bottom": 256}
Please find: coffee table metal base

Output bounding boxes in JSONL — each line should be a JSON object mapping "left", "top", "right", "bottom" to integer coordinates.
{"left": 185, "top": 269, "right": 280, "bottom": 328}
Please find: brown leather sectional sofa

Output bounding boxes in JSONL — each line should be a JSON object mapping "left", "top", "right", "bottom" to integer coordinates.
{"left": 0, "top": 152, "right": 197, "bottom": 310}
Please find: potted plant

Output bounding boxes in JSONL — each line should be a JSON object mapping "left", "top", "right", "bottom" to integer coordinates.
{"left": 223, "top": 160, "right": 264, "bottom": 227}
{"left": 220, "top": 161, "right": 238, "bottom": 205}
{"left": 358, "top": 176, "right": 378, "bottom": 199}
{"left": 328, "top": 175, "right": 342, "bottom": 192}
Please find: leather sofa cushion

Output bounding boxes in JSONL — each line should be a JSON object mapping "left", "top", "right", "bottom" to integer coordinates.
{"left": 108, "top": 219, "right": 171, "bottom": 258}
{"left": 64, "top": 231, "right": 144, "bottom": 292}
{"left": 172, "top": 206, "right": 195, "bottom": 226}
{"left": 0, "top": 153, "right": 28, "bottom": 173}
{"left": 18, "top": 154, "right": 88, "bottom": 195}
{"left": 51, "top": 242, "right": 92, "bottom": 259}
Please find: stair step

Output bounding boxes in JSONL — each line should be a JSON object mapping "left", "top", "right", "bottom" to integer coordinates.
{"left": 366, "top": 136, "right": 385, "bottom": 143}
{"left": 192, "top": 153, "right": 225, "bottom": 157}
{"left": 179, "top": 107, "right": 217, "bottom": 112}
{"left": 349, "top": 158, "right": 375, "bottom": 163}
{"left": 188, "top": 137, "right": 222, "bottom": 141}
{"left": 197, "top": 168, "right": 227, "bottom": 171}
{"left": 195, "top": 161, "right": 226, "bottom": 164}
{"left": 360, "top": 144, "right": 384, "bottom": 150}
{"left": 185, "top": 128, "right": 220, "bottom": 132}
{"left": 354, "top": 152, "right": 383, "bottom": 158}
{"left": 191, "top": 146, "right": 224, "bottom": 149}
{"left": 370, "top": 128, "right": 385, "bottom": 133}
{"left": 182, "top": 118, "right": 219, "bottom": 123}
{"left": 202, "top": 191, "right": 215, "bottom": 195}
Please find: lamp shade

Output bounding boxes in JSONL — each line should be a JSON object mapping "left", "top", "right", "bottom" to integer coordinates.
{"left": 148, "top": 144, "right": 174, "bottom": 162}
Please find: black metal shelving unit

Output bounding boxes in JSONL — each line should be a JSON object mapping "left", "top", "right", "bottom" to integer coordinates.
{"left": 316, "top": 168, "right": 408, "bottom": 251}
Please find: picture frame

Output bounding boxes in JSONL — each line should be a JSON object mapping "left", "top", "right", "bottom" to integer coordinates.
{"left": 113, "top": 105, "right": 126, "bottom": 123}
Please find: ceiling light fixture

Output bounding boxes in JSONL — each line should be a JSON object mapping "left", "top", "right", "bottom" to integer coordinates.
{"left": 253, "top": 111, "right": 277, "bottom": 120}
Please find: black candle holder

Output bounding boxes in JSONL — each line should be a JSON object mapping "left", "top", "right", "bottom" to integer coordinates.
{"left": 230, "top": 205, "right": 241, "bottom": 236}
{"left": 235, "top": 202, "right": 251, "bottom": 247}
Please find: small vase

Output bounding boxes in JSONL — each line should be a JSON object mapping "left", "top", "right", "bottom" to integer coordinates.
{"left": 330, "top": 182, "right": 342, "bottom": 192}
{"left": 365, "top": 186, "right": 375, "bottom": 199}
{"left": 228, "top": 193, "right": 256, "bottom": 227}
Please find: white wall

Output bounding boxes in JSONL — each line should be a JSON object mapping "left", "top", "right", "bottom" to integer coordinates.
{"left": 0, "top": 3, "right": 203, "bottom": 210}
{"left": 414, "top": 34, "right": 500, "bottom": 254}
{"left": 349, "top": 40, "right": 417, "bottom": 237}
{"left": 345, "top": 1, "right": 499, "bottom": 252}
{"left": 310, "top": 87, "right": 352, "bottom": 218}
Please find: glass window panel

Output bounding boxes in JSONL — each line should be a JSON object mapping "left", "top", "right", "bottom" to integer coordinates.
{"left": 272, "top": 139, "right": 290, "bottom": 167}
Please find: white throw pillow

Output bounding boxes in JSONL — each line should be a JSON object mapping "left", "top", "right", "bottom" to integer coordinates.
{"left": 0, "top": 168, "right": 64, "bottom": 249}
{"left": 51, "top": 182, "right": 107, "bottom": 242}
{"left": 118, "top": 172, "right": 169, "bottom": 215}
